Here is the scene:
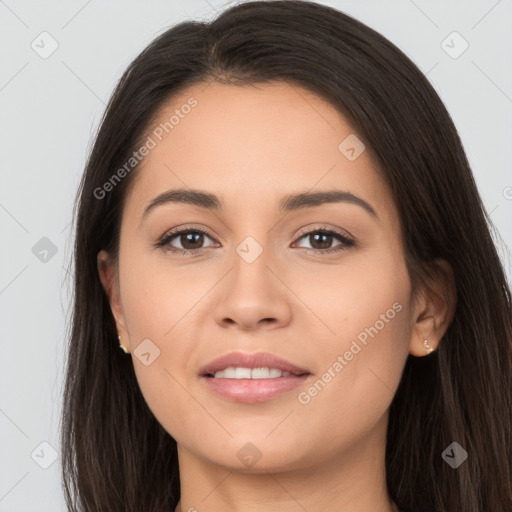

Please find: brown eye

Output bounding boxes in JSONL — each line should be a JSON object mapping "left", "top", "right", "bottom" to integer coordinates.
{"left": 176, "top": 231, "right": 207, "bottom": 250}
{"left": 307, "top": 232, "right": 335, "bottom": 250}
{"left": 294, "top": 228, "right": 355, "bottom": 253}
{"left": 157, "top": 227, "right": 217, "bottom": 254}
{"left": 156, "top": 226, "right": 355, "bottom": 255}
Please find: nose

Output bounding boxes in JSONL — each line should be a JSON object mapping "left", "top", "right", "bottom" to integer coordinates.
{"left": 213, "top": 248, "right": 292, "bottom": 331}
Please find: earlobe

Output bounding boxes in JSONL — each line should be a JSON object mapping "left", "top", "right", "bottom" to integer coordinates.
{"left": 409, "top": 318, "right": 438, "bottom": 357}
{"left": 409, "top": 334, "right": 436, "bottom": 357}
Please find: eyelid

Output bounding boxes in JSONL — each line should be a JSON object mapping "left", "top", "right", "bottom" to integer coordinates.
{"left": 294, "top": 224, "right": 355, "bottom": 242}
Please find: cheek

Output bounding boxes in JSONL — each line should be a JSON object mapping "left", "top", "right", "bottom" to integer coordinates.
{"left": 287, "top": 245, "right": 411, "bottom": 353}
{"left": 117, "top": 247, "right": 222, "bottom": 438}
{"left": 289, "top": 254, "right": 411, "bottom": 429}
{"left": 119, "top": 243, "right": 206, "bottom": 340}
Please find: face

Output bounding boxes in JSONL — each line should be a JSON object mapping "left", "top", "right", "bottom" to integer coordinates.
{"left": 99, "top": 80, "right": 423, "bottom": 472}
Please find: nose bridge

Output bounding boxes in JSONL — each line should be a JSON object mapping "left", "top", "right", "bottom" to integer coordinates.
{"left": 230, "top": 232, "right": 275, "bottom": 298}
{"left": 235, "top": 233, "right": 267, "bottom": 266}
{"left": 213, "top": 230, "right": 292, "bottom": 329}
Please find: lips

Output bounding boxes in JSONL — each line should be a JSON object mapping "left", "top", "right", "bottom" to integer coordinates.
{"left": 198, "top": 351, "right": 310, "bottom": 377}
{"left": 198, "top": 351, "right": 313, "bottom": 403}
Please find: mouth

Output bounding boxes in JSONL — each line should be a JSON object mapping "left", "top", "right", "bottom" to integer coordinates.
{"left": 198, "top": 351, "right": 312, "bottom": 403}
{"left": 203, "top": 367, "right": 309, "bottom": 379}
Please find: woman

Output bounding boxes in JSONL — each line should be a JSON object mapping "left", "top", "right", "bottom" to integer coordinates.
{"left": 61, "top": 1, "right": 512, "bottom": 511}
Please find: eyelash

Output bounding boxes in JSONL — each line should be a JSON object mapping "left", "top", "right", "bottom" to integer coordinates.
{"left": 155, "top": 225, "right": 356, "bottom": 256}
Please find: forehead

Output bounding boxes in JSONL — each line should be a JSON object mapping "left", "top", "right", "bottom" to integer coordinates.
{"left": 125, "top": 80, "right": 394, "bottom": 223}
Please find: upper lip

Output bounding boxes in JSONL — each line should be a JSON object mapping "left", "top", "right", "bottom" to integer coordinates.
{"left": 199, "top": 351, "right": 310, "bottom": 377}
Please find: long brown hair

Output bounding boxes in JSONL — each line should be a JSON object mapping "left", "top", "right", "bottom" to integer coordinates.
{"left": 61, "top": 1, "right": 512, "bottom": 510}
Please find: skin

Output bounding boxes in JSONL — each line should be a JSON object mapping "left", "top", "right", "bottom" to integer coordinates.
{"left": 98, "top": 80, "right": 455, "bottom": 512}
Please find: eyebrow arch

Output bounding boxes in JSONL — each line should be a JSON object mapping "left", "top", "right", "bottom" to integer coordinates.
{"left": 141, "top": 188, "right": 378, "bottom": 220}
{"left": 280, "top": 190, "right": 378, "bottom": 219}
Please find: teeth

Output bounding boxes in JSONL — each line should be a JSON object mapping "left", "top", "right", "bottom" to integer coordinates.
{"left": 213, "top": 367, "right": 294, "bottom": 379}
{"left": 235, "top": 367, "right": 251, "bottom": 379}
{"left": 224, "top": 367, "right": 237, "bottom": 378}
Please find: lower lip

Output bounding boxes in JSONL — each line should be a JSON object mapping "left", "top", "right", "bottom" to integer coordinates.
{"left": 200, "top": 374, "right": 312, "bottom": 403}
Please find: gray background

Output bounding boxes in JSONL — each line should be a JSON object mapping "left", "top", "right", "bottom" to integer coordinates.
{"left": 1, "top": 0, "right": 511, "bottom": 510}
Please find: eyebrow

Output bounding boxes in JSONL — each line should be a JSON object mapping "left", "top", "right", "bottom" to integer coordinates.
{"left": 141, "top": 188, "right": 378, "bottom": 220}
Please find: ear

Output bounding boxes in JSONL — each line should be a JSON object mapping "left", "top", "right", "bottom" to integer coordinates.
{"left": 409, "top": 258, "right": 457, "bottom": 357}
{"left": 97, "top": 250, "right": 130, "bottom": 347}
